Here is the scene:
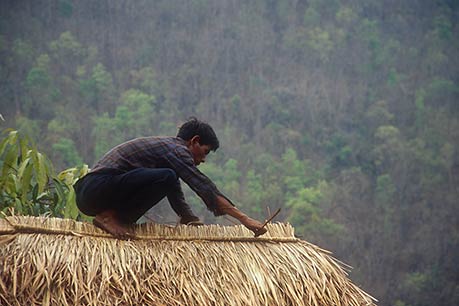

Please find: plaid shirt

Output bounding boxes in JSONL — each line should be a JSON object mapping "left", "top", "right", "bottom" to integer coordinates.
{"left": 91, "top": 136, "right": 229, "bottom": 215}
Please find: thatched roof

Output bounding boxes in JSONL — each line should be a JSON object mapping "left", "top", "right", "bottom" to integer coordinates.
{"left": 0, "top": 216, "right": 376, "bottom": 306}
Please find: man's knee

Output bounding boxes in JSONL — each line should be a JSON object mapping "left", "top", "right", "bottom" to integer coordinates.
{"left": 161, "top": 169, "right": 178, "bottom": 184}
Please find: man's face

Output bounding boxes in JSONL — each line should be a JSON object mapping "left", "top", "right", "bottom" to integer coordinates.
{"left": 188, "top": 136, "right": 211, "bottom": 166}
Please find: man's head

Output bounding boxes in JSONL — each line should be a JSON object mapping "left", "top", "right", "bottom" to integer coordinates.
{"left": 177, "top": 117, "right": 220, "bottom": 165}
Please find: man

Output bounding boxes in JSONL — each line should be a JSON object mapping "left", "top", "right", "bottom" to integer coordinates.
{"left": 74, "top": 118, "right": 267, "bottom": 239}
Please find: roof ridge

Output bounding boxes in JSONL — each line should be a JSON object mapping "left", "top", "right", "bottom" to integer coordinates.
{"left": 1, "top": 215, "right": 299, "bottom": 242}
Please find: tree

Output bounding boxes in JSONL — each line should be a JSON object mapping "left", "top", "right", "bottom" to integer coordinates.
{"left": 24, "top": 54, "right": 59, "bottom": 120}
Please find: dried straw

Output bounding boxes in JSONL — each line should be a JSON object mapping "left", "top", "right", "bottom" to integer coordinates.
{"left": 0, "top": 216, "right": 377, "bottom": 306}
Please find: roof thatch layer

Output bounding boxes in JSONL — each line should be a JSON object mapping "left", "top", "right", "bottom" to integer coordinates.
{"left": 0, "top": 216, "right": 376, "bottom": 306}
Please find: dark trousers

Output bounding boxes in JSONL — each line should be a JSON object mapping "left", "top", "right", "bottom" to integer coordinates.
{"left": 74, "top": 168, "right": 194, "bottom": 223}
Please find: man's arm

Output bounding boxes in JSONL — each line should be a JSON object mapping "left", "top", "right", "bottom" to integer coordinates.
{"left": 165, "top": 147, "right": 267, "bottom": 236}
{"left": 164, "top": 149, "right": 226, "bottom": 215}
{"left": 166, "top": 184, "right": 201, "bottom": 224}
{"left": 215, "top": 195, "right": 267, "bottom": 236}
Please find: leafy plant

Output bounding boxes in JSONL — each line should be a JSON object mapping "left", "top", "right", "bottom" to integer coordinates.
{"left": 0, "top": 129, "right": 88, "bottom": 219}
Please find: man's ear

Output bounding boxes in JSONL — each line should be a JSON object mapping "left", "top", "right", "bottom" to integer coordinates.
{"left": 190, "top": 135, "right": 200, "bottom": 145}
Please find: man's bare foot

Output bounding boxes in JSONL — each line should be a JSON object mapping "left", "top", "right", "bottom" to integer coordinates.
{"left": 180, "top": 215, "right": 204, "bottom": 226}
{"left": 185, "top": 220, "right": 204, "bottom": 226}
{"left": 93, "top": 210, "right": 135, "bottom": 240}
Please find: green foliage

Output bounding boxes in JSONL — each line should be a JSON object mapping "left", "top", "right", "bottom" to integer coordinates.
{"left": 432, "top": 15, "right": 452, "bottom": 41}
{"left": 308, "top": 0, "right": 340, "bottom": 19}
{"left": 386, "top": 68, "right": 404, "bottom": 87}
{"left": 375, "top": 174, "right": 396, "bottom": 205}
{"left": 324, "top": 133, "right": 354, "bottom": 167}
{"left": 306, "top": 27, "right": 335, "bottom": 63}
{"left": 130, "top": 67, "right": 160, "bottom": 95}
{"left": 415, "top": 88, "right": 426, "bottom": 130}
{"left": 58, "top": 0, "right": 74, "bottom": 18}
{"left": 79, "top": 62, "right": 115, "bottom": 111}
{"left": 375, "top": 125, "right": 400, "bottom": 143}
{"left": 15, "top": 116, "right": 41, "bottom": 141}
{"left": 92, "top": 63, "right": 114, "bottom": 93}
{"left": 394, "top": 300, "right": 407, "bottom": 306}
{"left": 92, "top": 113, "right": 123, "bottom": 158}
{"left": 92, "top": 88, "right": 156, "bottom": 157}
{"left": 52, "top": 137, "right": 83, "bottom": 167}
{"left": 54, "top": 166, "right": 89, "bottom": 219}
{"left": 423, "top": 78, "right": 459, "bottom": 113}
{"left": 372, "top": 125, "right": 403, "bottom": 171}
{"left": 425, "top": 78, "right": 456, "bottom": 97}
{"left": 335, "top": 6, "right": 357, "bottom": 25}
{"left": 26, "top": 65, "right": 51, "bottom": 88}
{"left": 358, "top": 18, "right": 380, "bottom": 51}
{"left": 221, "top": 159, "right": 241, "bottom": 195}
{"left": 121, "top": 89, "right": 156, "bottom": 134}
{"left": 303, "top": 8, "right": 320, "bottom": 26}
{"left": 0, "top": 129, "right": 88, "bottom": 219}
{"left": 24, "top": 54, "right": 60, "bottom": 119}
{"left": 246, "top": 169, "right": 263, "bottom": 204}
{"left": 49, "top": 31, "right": 83, "bottom": 59}
{"left": 224, "top": 95, "right": 241, "bottom": 122}
{"left": 284, "top": 25, "right": 340, "bottom": 64}
{"left": 281, "top": 148, "right": 312, "bottom": 194}
{"left": 91, "top": 63, "right": 115, "bottom": 105}
{"left": 354, "top": 18, "right": 391, "bottom": 73}
{"left": 287, "top": 181, "right": 343, "bottom": 240}
{"left": 403, "top": 272, "right": 429, "bottom": 294}
{"left": 12, "top": 39, "right": 35, "bottom": 63}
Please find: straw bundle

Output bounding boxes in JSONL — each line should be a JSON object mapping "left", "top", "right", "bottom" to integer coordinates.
{"left": 0, "top": 216, "right": 376, "bottom": 306}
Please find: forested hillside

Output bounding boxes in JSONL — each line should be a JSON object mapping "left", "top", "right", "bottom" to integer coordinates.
{"left": 1, "top": 1, "right": 458, "bottom": 305}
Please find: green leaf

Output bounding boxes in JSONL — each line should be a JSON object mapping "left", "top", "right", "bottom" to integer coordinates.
{"left": 31, "top": 184, "right": 39, "bottom": 201}
{"left": 2, "top": 143, "right": 19, "bottom": 178}
{"left": 63, "top": 188, "right": 78, "bottom": 219}
{"left": 18, "top": 158, "right": 34, "bottom": 203}
{"left": 7, "top": 130, "right": 18, "bottom": 145}
{"left": 78, "top": 164, "right": 89, "bottom": 179}
{"left": 19, "top": 136, "right": 29, "bottom": 162}
{"left": 0, "top": 135, "right": 9, "bottom": 157}
{"left": 53, "top": 192, "right": 59, "bottom": 210}
{"left": 52, "top": 178, "right": 66, "bottom": 211}
{"left": 36, "top": 152, "right": 48, "bottom": 194}
{"left": 43, "top": 154, "right": 54, "bottom": 176}
{"left": 58, "top": 167, "right": 77, "bottom": 185}
{"left": 6, "top": 173, "right": 19, "bottom": 197}
{"left": 17, "top": 157, "right": 31, "bottom": 180}
{"left": 32, "top": 202, "right": 41, "bottom": 216}
{"left": 14, "top": 198, "right": 23, "bottom": 213}
{"left": 53, "top": 178, "right": 65, "bottom": 199}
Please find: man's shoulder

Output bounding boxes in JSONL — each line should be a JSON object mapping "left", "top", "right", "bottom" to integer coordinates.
{"left": 152, "top": 136, "right": 186, "bottom": 147}
{"left": 139, "top": 136, "right": 190, "bottom": 154}
{"left": 129, "top": 136, "right": 182, "bottom": 145}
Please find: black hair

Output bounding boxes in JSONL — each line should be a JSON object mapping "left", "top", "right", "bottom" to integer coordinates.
{"left": 177, "top": 117, "right": 220, "bottom": 151}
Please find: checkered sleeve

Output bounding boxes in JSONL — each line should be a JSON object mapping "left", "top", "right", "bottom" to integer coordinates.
{"left": 163, "top": 146, "right": 232, "bottom": 216}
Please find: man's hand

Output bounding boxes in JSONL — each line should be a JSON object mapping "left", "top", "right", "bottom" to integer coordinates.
{"left": 216, "top": 196, "right": 267, "bottom": 237}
